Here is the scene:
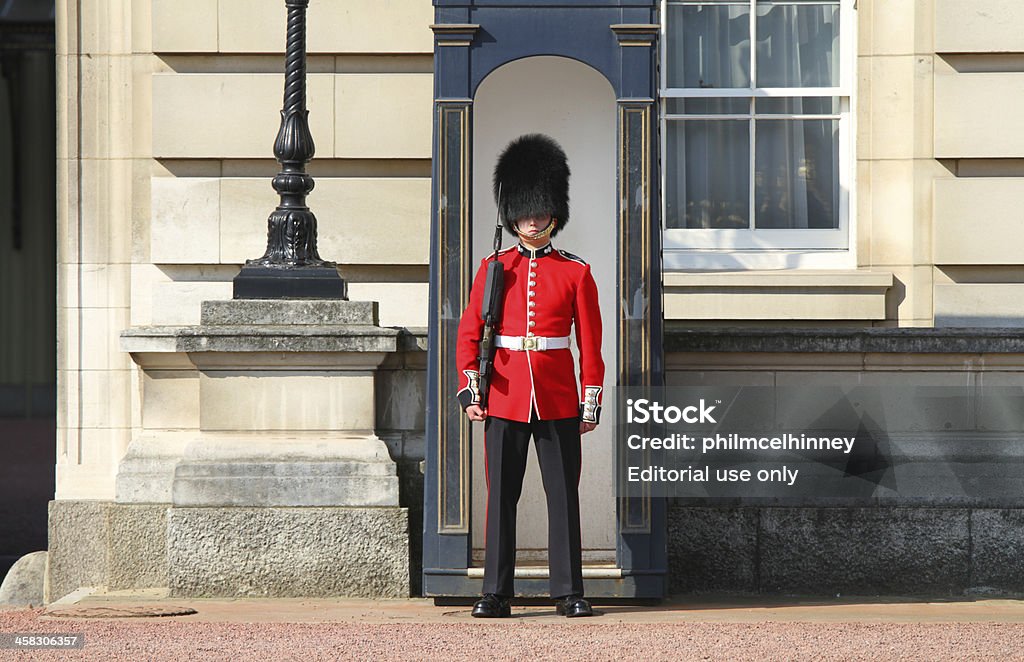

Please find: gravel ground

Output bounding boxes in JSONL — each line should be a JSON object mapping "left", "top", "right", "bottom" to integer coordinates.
{"left": 3, "top": 608, "right": 1024, "bottom": 661}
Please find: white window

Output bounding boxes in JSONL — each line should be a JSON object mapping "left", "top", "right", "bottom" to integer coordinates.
{"left": 661, "top": 0, "right": 856, "bottom": 269}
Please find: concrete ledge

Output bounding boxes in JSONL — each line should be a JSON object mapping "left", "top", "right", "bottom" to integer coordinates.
{"left": 664, "top": 271, "right": 894, "bottom": 289}
{"left": 120, "top": 325, "right": 401, "bottom": 354}
{"left": 201, "top": 300, "right": 378, "bottom": 326}
{"left": 665, "top": 328, "right": 1024, "bottom": 354}
{"left": 664, "top": 271, "right": 892, "bottom": 321}
{"left": 167, "top": 507, "right": 409, "bottom": 598}
{"left": 44, "top": 587, "right": 100, "bottom": 607}
{"left": 398, "top": 328, "right": 428, "bottom": 352}
{"left": 116, "top": 433, "right": 194, "bottom": 503}
{"left": 30, "top": 592, "right": 1024, "bottom": 623}
{"left": 171, "top": 435, "right": 401, "bottom": 507}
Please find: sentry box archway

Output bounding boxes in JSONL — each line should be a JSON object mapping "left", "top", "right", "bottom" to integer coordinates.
{"left": 424, "top": 0, "right": 665, "bottom": 599}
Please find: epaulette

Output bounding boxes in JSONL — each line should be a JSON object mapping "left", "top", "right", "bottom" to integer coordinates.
{"left": 557, "top": 249, "right": 587, "bottom": 266}
{"left": 485, "top": 246, "right": 516, "bottom": 260}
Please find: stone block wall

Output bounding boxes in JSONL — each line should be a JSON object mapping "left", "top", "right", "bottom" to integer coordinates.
{"left": 669, "top": 506, "right": 1024, "bottom": 596}
{"left": 376, "top": 331, "right": 427, "bottom": 595}
{"left": 665, "top": 331, "right": 1024, "bottom": 596}
{"left": 56, "top": 0, "right": 435, "bottom": 503}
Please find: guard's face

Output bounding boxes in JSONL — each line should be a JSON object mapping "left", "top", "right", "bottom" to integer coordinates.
{"left": 515, "top": 215, "right": 554, "bottom": 238}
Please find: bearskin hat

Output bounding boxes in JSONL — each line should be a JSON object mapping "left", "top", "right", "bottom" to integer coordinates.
{"left": 492, "top": 133, "right": 570, "bottom": 237}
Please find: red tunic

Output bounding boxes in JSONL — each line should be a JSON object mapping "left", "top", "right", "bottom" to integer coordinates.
{"left": 455, "top": 242, "right": 604, "bottom": 424}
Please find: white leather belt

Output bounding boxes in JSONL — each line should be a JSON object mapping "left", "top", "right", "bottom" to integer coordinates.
{"left": 495, "top": 335, "right": 570, "bottom": 351}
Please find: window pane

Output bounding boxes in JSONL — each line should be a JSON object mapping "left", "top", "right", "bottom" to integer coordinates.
{"left": 755, "top": 96, "right": 840, "bottom": 115}
{"left": 755, "top": 3, "right": 840, "bottom": 87}
{"left": 666, "top": 3, "right": 751, "bottom": 89}
{"left": 754, "top": 119, "right": 839, "bottom": 229}
{"left": 664, "top": 97, "right": 750, "bottom": 115}
{"left": 666, "top": 119, "right": 750, "bottom": 229}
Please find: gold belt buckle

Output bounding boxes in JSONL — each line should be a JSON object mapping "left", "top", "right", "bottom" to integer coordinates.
{"left": 520, "top": 336, "right": 538, "bottom": 351}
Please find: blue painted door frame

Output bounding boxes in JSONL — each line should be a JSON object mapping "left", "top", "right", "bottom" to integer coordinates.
{"left": 423, "top": 0, "right": 666, "bottom": 598}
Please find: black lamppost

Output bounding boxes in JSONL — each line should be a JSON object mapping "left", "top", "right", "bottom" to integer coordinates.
{"left": 233, "top": 0, "right": 346, "bottom": 299}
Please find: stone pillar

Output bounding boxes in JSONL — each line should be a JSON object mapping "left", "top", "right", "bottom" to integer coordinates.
{"left": 48, "top": 299, "right": 411, "bottom": 599}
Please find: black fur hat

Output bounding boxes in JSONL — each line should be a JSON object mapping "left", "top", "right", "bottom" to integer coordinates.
{"left": 493, "top": 133, "right": 570, "bottom": 237}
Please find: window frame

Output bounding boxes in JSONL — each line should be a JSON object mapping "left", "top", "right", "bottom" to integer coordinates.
{"left": 659, "top": 0, "right": 858, "bottom": 269}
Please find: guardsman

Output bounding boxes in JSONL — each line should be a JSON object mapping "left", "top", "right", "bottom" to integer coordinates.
{"left": 455, "top": 134, "right": 604, "bottom": 618}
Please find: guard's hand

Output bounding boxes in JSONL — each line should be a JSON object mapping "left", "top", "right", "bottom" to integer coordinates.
{"left": 580, "top": 422, "right": 597, "bottom": 435}
{"left": 466, "top": 405, "right": 488, "bottom": 421}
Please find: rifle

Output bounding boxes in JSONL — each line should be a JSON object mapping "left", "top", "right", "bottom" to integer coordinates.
{"left": 477, "top": 186, "right": 505, "bottom": 410}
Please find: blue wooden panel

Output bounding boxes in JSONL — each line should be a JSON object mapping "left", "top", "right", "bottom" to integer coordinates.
{"left": 466, "top": 7, "right": 622, "bottom": 95}
{"left": 426, "top": 0, "right": 665, "bottom": 598}
{"left": 437, "top": 0, "right": 653, "bottom": 7}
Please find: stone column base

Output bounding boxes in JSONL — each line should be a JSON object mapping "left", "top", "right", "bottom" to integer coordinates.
{"left": 47, "top": 501, "right": 409, "bottom": 602}
{"left": 168, "top": 506, "right": 409, "bottom": 598}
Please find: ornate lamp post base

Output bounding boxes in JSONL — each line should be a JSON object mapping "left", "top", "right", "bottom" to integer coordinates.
{"left": 232, "top": 0, "right": 345, "bottom": 300}
{"left": 234, "top": 265, "right": 347, "bottom": 300}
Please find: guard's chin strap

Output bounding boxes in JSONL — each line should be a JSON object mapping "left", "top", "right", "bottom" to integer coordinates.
{"left": 513, "top": 219, "right": 556, "bottom": 241}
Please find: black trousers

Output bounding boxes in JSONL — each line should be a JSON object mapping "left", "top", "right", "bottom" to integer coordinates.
{"left": 482, "top": 413, "right": 584, "bottom": 599}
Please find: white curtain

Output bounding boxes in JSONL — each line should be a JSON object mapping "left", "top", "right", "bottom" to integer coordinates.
{"left": 665, "top": 2, "right": 840, "bottom": 231}
{"left": 754, "top": 3, "right": 840, "bottom": 229}
{"left": 666, "top": 3, "right": 752, "bottom": 229}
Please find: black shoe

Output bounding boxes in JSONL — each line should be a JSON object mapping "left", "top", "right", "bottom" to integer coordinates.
{"left": 472, "top": 593, "right": 511, "bottom": 618}
{"left": 555, "top": 594, "right": 593, "bottom": 617}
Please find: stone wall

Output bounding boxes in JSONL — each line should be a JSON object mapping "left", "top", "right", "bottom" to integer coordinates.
{"left": 665, "top": 329, "right": 1024, "bottom": 596}
{"left": 55, "top": 0, "right": 434, "bottom": 503}
{"left": 376, "top": 330, "right": 427, "bottom": 595}
{"left": 668, "top": 506, "right": 1024, "bottom": 596}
